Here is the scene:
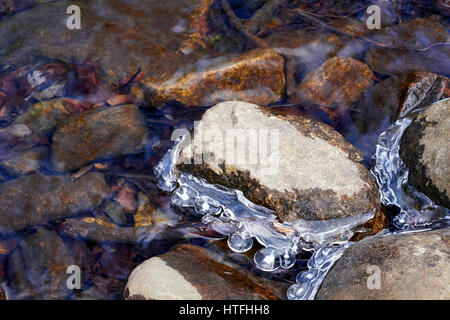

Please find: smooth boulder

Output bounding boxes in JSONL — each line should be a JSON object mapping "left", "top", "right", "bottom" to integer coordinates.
{"left": 51, "top": 105, "right": 151, "bottom": 172}
{"left": 0, "top": 172, "right": 110, "bottom": 233}
{"left": 124, "top": 244, "right": 285, "bottom": 300}
{"left": 177, "top": 101, "right": 380, "bottom": 223}
{"left": 400, "top": 99, "right": 450, "bottom": 207}
{"left": 316, "top": 228, "right": 450, "bottom": 300}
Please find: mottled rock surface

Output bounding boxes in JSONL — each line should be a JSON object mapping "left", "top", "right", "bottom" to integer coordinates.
{"left": 368, "top": 18, "right": 447, "bottom": 50}
{"left": 400, "top": 99, "right": 450, "bottom": 207}
{"left": 316, "top": 228, "right": 450, "bottom": 300}
{"left": 5, "top": 228, "right": 88, "bottom": 299}
{"left": 365, "top": 45, "right": 450, "bottom": 76}
{"left": 0, "top": 146, "right": 48, "bottom": 176}
{"left": 14, "top": 99, "right": 69, "bottom": 139}
{"left": 51, "top": 105, "right": 151, "bottom": 172}
{"left": 0, "top": 0, "right": 215, "bottom": 81}
{"left": 124, "top": 244, "right": 285, "bottom": 300}
{"left": 142, "top": 49, "right": 285, "bottom": 107}
{"left": 0, "top": 172, "right": 110, "bottom": 233}
{"left": 297, "top": 57, "right": 373, "bottom": 107}
{"left": 177, "top": 101, "right": 380, "bottom": 223}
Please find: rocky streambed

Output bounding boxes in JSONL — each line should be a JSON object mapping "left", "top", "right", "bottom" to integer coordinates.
{"left": 0, "top": 0, "right": 449, "bottom": 300}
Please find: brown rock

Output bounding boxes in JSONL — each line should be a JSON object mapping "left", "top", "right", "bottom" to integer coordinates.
{"left": 0, "top": 0, "right": 216, "bottom": 82}
{"left": 0, "top": 286, "right": 5, "bottom": 300}
{"left": 5, "top": 228, "right": 89, "bottom": 299}
{"left": 297, "top": 57, "right": 373, "bottom": 107}
{"left": 177, "top": 101, "right": 380, "bottom": 223}
{"left": 0, "top": 172, "right": 110, "bottom": 233}
{"left": 0, "top": 146, "right": 48, "bottom": 176}
{"left": 51, "top": 105, "right": 151, "bottom": 172}
{"left": 365, "top": 45, "right": 450, "bottom": 76}
{"left": 368, "top": 18, "right": 447, "bottom": 50}
{"left": 14, "top": 99, "right": 69, "bottom": 140}
{"left": 124, "top": 244, "right": 286, "bottom": 300}
{"left": 141, "top": 49, "right": 286, "bottom": 107}
{"left": 400, "top": 99, "right": 450, "bottom": 207}
{"left": 316, "top": 228, "right": 450, "bottom": 300}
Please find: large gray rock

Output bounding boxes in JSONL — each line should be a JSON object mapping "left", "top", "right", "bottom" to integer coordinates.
{"left": 177, "top": 101, "right": 381, "bottom": 224}
{"left": 0, "top": 172, "right": 110, "bottom": 233}
{"left": 51, "top": 105, "right": 151, "bottom": 172}
{"left": 400, "top": 99, "right": 450, "bottom": 208}
{"left": 124, "top": 244, "right": 286, "bottom": 300}
{"left": 316, "top": 228, "right": 450, "bottom": 300}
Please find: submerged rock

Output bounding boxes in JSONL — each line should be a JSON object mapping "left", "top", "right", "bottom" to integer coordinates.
{"left": 316, "top": 228, "right": 450, "bottom": 300}
{"left": 5, "top": 228, "right": 88, "bottom": 299}
{"left": 297, "top": 57, "right": 373, "bottom": 107}
{"left": 0, "top": 172, "right": 110, "bottom": 233}
{"left": 0, "top": 0, "right": 215, "bottom": 82}
{"left": 124, "top": 244, "right": 284, "bottom": 300}
{"left": 0, "top": 1, "right": 284, "bottom": 106}
{"left": 141, "top": 48, "right": 285, "bottom": 107}
{"left": 0, "top": 146, "right": 48, "bottom": 176}
{"left": 365, "top": 45, "right": 450, "bottom": 76}
{"left": 177, "top": 101, "right": 380, "bottom": 224}
{"left": 14, "top": 99, "right": 69, "bottom": 140}
{"left": 51, "top": 105, "right": 151, "bottom": 172}
{"left": 368, "top": 18, "right": 447, "bottom": 50}
{"left": 400, "top": 99, "right": 450, "bottom": 207}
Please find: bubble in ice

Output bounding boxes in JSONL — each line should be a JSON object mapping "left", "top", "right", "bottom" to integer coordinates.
{"left": 254, "top": 247, "right": 281, "bottom": 272}
{"left": 227, "top": 232, "right": 253, "bottom": 253}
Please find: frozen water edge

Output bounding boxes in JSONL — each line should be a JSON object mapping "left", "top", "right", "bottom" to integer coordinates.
{"left": 153, "top": 133, "right": 376, "bottom": 300}
{"left": 372, "top": 99, "right": 450, "bottom": 230}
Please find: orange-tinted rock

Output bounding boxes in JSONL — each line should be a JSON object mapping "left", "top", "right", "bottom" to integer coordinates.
{"left": 141, "top": 49, "right": 286, "bottom": 107}
{"left": 124, "top": 244, "right": 286, "bottom": 300}
{"left": 297, "top": 57, "right": 373, "bottom": 107}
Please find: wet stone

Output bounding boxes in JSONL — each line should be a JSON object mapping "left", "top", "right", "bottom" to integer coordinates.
{"left": 368, "top": 18, "right": 448, "bottom": 50}
{"left": 297, "top": 57, "right": 373, "bottom": 107}
{"left": 0, "top": 0, "right": 216, "bottom": 82}
{"left": 13, "top": 99, "right": 69, "bottom": 140}
{"left": 141, "top": 48, "right": 286, "bottom": 107}
{"left": 124, "top": 244, "right": 285, "bottom": 300}
{"left": 400, "top": 99, "right": 450, "bottom": 208}
{"left": 5, "top": 228, "right": 89, "bottom": 299}
{"left": 0, "top": 145, "right": 48, "bottom": 176}
{"left": 177, "top": 101, "right": 380, "bottom": 223}
{"left": 51, "top": 104, "right": 152, "bottom": 172}
{"left": 365, "top": 45, "right": 450, "bottom": 76}
{"left": 0, "top": 172, "right": 110, "bottom": 233}
{"left": 316, "top": 228, "right": 450, "bottom": 300}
